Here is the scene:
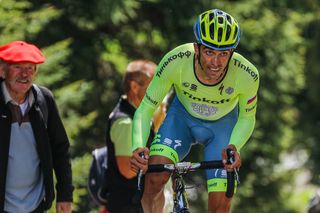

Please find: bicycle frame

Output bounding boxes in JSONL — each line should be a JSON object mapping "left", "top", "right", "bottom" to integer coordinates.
{"left": 148, "top": 161, "right": 229, "bottom": 213}
{"left": 172, "top": 166, "right": 192, "bottom": 213}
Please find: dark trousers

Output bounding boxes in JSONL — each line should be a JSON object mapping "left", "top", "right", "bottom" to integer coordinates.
{"left": 4, "top": 201, "right": 45, "bottom": 213}
{"left": 107, "top": 205, "right": 143, "bottom": 213}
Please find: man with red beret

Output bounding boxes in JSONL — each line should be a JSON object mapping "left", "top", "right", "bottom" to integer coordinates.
{"left": 0, "top": 41, "right": 73, "bottom": 213}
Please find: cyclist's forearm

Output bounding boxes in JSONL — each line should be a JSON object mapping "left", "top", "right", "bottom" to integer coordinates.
{"left": 229, "top": 116, "right": 255, "bottom": 150}
{"left": 132, "top": 101, "right": 155, "bottom": 150}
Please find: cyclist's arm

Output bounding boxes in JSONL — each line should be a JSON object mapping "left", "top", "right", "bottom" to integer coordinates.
{"left": 111, "top": 117, "right": 137, "bottom": 178}
{"left": 132, "top": 101, "right": 156, "bottom": 150}
{"left": 132, "top": 45, "right": 187, "bottom": 150}
{"left": 229, "top": 66, "right": 259, "bottom": 150}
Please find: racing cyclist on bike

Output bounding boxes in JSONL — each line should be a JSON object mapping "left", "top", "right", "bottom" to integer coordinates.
{"left": 131, "top": 9, "right": 259, "bottom": 213}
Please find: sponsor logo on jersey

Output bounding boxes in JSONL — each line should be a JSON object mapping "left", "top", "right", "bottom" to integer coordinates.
{"left": 173, "top": 140, "right": 182, "bottom": 149}
{"left": 219, "top": 84, "right": 224, "bottom": 95}
{"left": 225, "top": 87, "right": 234, "bottom": 95}
{"left": 221, "top": 169, "right": 227, "bottom": 178}
{"left": 156, "top": 50, "right": 192, "bottom": 77}
{"left": 245, "top": 103, "right": 257, "bottom": 112}
{"left": 152, "top": 134, "right": 161, "bottom": 144}
{"left": 219, "top": 84, "right": 234, "bottom": 96}
{"left": 170, "top": 152, "right": 178, "bottom": 162}
{"left": 182, "top": 82, "right": 198, "bottom": 91}
{"left": 182, "top": 82, "right": 190, "bottom": 87}
{"left": 191, "top": 103, "right": 218, "bottom": 117}
{"left": 190, "top": 84, "right": 197, "bottom": 91}
{"left": 183, "top": 90, "right": 230, "bottom": 104}
{"left": 247, "top": 95, "right": 257, "bottom": 104}
{"left": 150, "top": 147, "right": 164, "bottom": 153}
{"left": 145, "top": 93, "right": 159, "bottom": 106}
{"left": 209, "top": 182, "right": 218, "bottom": 187}
{"left": 163, "top": 138, "right": 173, "bottom": 146}
{"left": 233, "top": 58, "right": 258, "bottom": 82}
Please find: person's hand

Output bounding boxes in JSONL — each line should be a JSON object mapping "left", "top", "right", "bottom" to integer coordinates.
{"left": 222, "top": 144, "right": 241, "bottom": 171}
{"left": 56, "top": 202, "right": 72, "bottom": 213}
{"left": 130, "top": 147, "right": 149, "bottom": 174}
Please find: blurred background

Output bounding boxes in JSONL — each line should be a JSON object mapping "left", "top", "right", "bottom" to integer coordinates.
{"left": 1, "top": 0, "right": 319, "bottom": 212}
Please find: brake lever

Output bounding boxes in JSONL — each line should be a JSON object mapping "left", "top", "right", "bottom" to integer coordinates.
{"left": 137, "top": 152, "right": 145, "bottom": 191}
{"left": 226, "top": 149, "right": 240, "bottom": 185}
{"left": 132, "top": 152, "right": 145, "bottom": 204}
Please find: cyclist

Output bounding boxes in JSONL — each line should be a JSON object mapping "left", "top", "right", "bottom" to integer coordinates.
{"left": 131, "top": 9, "right": 259, "bottom": 213}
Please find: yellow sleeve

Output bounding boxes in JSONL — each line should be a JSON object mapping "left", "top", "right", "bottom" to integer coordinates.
{"left": 132, "top": 44, "right": 193, "bottom": 150}
{"left": 229, "top": 63, "right": 259, "bottom": 150}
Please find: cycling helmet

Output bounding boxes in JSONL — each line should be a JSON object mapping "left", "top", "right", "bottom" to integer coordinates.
{"left": 194, "top": 9, "right": 241, "bottom": 50}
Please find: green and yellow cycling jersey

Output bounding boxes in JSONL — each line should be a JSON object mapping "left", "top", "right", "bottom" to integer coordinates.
{"left": 132, "top": 43, "right": 259, "bottom": 150}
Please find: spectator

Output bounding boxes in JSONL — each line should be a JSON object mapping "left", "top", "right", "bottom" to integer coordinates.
{"left": 0, "top": 41, "right": 73, "bottom": 213}
{"left": 105, "top": 60, "right": 160, "bottom": 213}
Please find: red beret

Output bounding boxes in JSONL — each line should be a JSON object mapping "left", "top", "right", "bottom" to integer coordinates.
{"left": 0, "top": 41, "right": 45, "bottom": 64}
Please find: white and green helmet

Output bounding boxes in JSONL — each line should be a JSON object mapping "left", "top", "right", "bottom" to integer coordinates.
{"left": 194, "top": 9, "right": 241, "bottom": 50}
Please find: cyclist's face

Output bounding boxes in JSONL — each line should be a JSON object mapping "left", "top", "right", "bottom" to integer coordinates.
{"left": 3, "top": 62, "right": 36, "bottom": 102}
{"left": 195, "top": 45, "right": 232, "bottom": 82}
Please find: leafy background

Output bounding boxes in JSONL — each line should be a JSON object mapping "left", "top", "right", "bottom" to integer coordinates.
{"left": 1, "top": 0, "right": 319, "bottom": 212}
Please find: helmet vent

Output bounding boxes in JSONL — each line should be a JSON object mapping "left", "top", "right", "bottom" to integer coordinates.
{"left": 201, "top": 23, "right": 206, "bottom": 38}
{"left": 226, "top": 25, "right": 231, "bottom": 40}
{"left": 210, "top": 23, "right": 215, "bottom": 40}
{"left": 218, "top": 17, "right": 223, "bottom": 24}
{"left": 218, "top": 28, "right": 223, "bottom": 42}
{"left": 226, "top": 15, "right": 232, "bottom": 24}
{"left": 209, "top": 13, "right": 215, "bottom": 22}
{"left": 233, "top": 26, "right": 238, "bottom": 40}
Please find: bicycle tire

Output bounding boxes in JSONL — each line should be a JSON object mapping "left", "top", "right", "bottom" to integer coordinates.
{"left": 172, "top": 209, "right": 191, "bottom": 213}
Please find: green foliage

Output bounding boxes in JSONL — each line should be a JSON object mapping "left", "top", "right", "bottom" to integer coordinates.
{"left": 36, "top": 39, "right": 72, "bottom": 87}
{"left": 71, "top": 154, "right": 101, "bottom": 213}
{"left": 0, "top": 0, "right": 60, "bottom": 43}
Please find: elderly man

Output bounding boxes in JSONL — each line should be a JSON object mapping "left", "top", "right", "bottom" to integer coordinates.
{"left": 0, "top": 41, "right": 73, "bottom": 213}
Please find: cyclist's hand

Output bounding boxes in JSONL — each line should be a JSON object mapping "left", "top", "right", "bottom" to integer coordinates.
{"left": 131, "top": 147, "right": 150, "bottom": 174}
{"left": 222, "top": 144, "right": 241, "bottom": 171}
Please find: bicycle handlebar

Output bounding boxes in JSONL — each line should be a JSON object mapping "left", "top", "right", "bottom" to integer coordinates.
{"left": 133, "top": 148, "right": 240, "bottom": 204}
{"left": 147, "top": 149, "right": 238, "bottom": 198}
{"left": 147, "top": 160, "right": 224, "bottom": 173}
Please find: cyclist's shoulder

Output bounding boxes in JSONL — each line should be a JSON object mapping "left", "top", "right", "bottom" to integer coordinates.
{"left": 231, "top": 52, "right": 259, "bottom": 74}
{"left": 162, "top": 43, "right": 194, "bottom": 60}
{"left": 230, "top": 52, "right": 259, "bottom": 84}
{"left": 156, "top": 43, "right": 194, "bottom": 78}
{"left": 173, "top": 43, "right": 194, "bottom": 52}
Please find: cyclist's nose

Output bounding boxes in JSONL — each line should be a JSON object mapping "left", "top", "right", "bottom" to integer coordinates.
{"left": 211, "top": 56, "right": 220, "bottom": 66}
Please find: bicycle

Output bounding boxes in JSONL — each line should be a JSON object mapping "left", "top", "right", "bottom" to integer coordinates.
{"left": 134, "top": 149, "right": 240, "bottom": 213}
